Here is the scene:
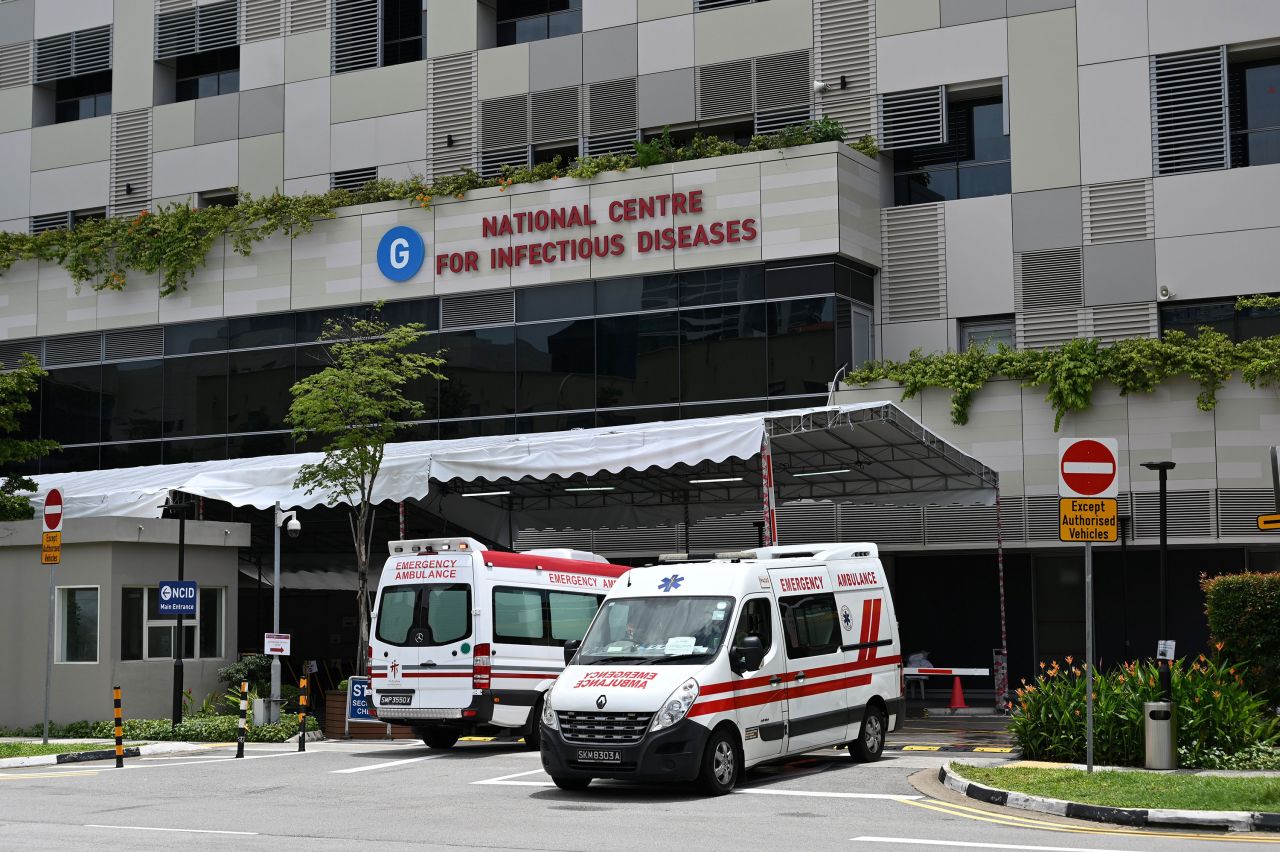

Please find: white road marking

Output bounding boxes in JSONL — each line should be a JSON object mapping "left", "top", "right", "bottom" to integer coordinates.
{"left": 471, "top": 769, "right": 551, "bottom": 786}
{"left": 852, "top": 838, "right": 1148, "bottom": 852}
{"left": 330, "top": 754, "right": 444, "bottom": 774}
{"left": 741, "top": 789, "right": 922, "bottom": 801}
{"left": 85, "top": 825, "right": 259, "bottom": 836}
{"left": 126, "top": 750, "right": 314, "bottom": 769}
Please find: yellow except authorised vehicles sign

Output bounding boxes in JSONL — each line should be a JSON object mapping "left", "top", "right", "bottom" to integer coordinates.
{"left": 1059, "top": 498, "right": 1118, "bottom": 542}
{"left": 41, "top": 531, "right": 61, "bottom": 564}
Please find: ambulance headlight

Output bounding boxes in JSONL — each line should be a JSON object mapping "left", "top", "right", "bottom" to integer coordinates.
{"left": 650, "top": 678, "right": 699, "bottom": 732}
{"left": 540, "top": 697, "right": 558, "bottom": 730}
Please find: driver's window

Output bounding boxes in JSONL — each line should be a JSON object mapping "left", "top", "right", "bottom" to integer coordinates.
{"left": 732, "top": 597, "right": 773, "bottom": 654}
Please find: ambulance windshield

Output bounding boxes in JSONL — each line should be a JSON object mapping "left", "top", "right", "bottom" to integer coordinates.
{"left": 579, "top": 596, "right": 735, "bottom": 664}
{"left": 375, "top": 583, "right": 471, "bottom": 647}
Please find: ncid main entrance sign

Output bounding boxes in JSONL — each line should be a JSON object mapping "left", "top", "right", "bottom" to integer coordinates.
{"left": 1059, "top": 438, "right": 1118, "bottom": 543}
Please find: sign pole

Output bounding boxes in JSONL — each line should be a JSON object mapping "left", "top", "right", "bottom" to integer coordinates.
{"left": 1085, "top": 541, "right": 1094, "bottom": 774}
{"left": 40, "top": 487, "right": 64, "bottom": 746}
{"left": 42, "top": 563, "right": 54, "bottom": 745}
{"left": 172, "top": 510, "right": 185, "bottom": 728}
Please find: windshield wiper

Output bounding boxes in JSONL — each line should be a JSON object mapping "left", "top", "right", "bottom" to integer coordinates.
{"left": 586, "top": 655, "right": 653, "bottom": 664}
{"left": 650, "top": 653, "right": 712, "bottom": 663}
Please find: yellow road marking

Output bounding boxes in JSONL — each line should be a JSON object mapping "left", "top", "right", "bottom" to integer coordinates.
{"left": 901, "top": 798, "right": 1280, "bottom": 844}
{"left": 0, "top": 769, "right": 100, "bottom": 780}
{"left": 902, "top": 746, "right": 943, "bottom": 751}
{"left": 973, "top": 747, "right": 1016, "bottom": 753}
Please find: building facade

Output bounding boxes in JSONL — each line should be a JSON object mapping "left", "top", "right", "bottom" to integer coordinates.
{"left": 0, "top": 0, "right": 1278, "bottom": 683}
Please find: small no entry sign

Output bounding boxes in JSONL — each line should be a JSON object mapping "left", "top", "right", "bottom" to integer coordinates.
{"left": 1059, "top": 438, "right": 1119, "bottom": 498}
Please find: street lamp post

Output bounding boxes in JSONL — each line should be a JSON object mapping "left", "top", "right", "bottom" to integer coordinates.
{"left": 271, "top": 502, "right": 300, "bottom": 723}
{"left": 1141, "top": 460, "right": 1176, "bottom": 700}
{"left": 163, "top": 497, "right": 196, "bottom": 729}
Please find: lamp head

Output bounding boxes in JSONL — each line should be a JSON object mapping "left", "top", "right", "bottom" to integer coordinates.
{"left": 1141, "top": 461, "right": 1177, "bottom": 472}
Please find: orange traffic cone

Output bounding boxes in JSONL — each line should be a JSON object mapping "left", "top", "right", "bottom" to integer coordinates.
{"left": 948, "top": 675, "right": 968, "bottom": 712}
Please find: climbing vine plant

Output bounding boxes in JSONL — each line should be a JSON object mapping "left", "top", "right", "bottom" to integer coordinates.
{"left": 0, "top": 119, "right": 873, "bottom": 298}
{"left": 845, "top": 328, "right": 1280, "bottom": 431}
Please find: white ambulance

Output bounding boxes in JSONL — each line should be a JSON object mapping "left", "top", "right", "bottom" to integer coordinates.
{"left": 538, "top": 543, "right": 902, "bottom": 794}
{"left": 369, "top": 538, "right": 628, "bottom": 750}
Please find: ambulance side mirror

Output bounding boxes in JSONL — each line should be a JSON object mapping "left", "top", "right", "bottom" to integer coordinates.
{"left": 563, "top": 639, "right": 581, "bottom": 666}
{"left": 731, "top": 635, "right": 764, "bottom": 675}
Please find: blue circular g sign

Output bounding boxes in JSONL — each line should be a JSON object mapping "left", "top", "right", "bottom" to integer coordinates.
{"left": 376, "top": 226, "right": 425, "bottom": 282}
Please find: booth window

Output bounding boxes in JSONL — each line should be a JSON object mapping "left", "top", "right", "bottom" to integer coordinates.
{"left": 120, "top": 586, "right": 224, "bottom": 661}
{"left": 57, "top": 587, "right": 99, "bottom": 663}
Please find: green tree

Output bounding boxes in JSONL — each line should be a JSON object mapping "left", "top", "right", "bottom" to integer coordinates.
{"left": 0, "top": 353, "right": 58, "bottom": 521}
{"left": 286, "top": 306, "right": 446, "bottom": 673}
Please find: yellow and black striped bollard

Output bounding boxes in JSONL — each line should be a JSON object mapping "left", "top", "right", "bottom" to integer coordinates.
{"left": 298, "top": 676, "right": 308, "bottom": 752}
{"left": 113, "top": 685, "right": 124, "bottom": 769}
{"left": 236, "top": 680, "right": 247, "bottom": 758}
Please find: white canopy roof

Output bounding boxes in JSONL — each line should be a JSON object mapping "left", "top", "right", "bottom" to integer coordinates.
{"left": 28, "top": 403, "right": 999, "bottom": 528}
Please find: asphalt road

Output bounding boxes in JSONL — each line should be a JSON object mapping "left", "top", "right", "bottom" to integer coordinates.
{"left": 0, "top": 729, "right": 1267, "bottom": 851}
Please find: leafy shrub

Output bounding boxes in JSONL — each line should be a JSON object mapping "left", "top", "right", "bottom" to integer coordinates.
{"left": 1185, "top": 743, "right": 1280, "bottom": 771}
{"left": 1203, "top": 571, "right": 1280, "bottom": 706}
{"left": 83, "top": 714, "right": 304, "bottom": 743}
{"left": 217, "top": 654, "right": 275, "bottom": 692}
{"left": 0, "top": 720, "right": 98, "bottom": 738}
{"left": 1010, "top": 653, "right": 1279, "bottom": 767}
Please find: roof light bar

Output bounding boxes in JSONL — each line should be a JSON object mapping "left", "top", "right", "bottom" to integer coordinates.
{"left": 565, "top": 486, "right": 615, "bottom": 492}
{"left": 792, "top": 468, "right": 852, "bottom": 478}
{"left": 462, "top": 490, "right": 512, "bottom": 497}
{"left": 689, "top": 477, "right": 745, "bottom": 484}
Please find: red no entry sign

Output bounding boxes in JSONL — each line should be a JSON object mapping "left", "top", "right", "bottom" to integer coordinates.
{"left": 43, "top": 489, "right": 63, "bottom": 533}
{"left": 1058, "top": 438, "right": 1119, "bottom": 498}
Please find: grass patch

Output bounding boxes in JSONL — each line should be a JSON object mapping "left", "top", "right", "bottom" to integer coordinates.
{"left": 955, "top": 763, "right": 1280, "bottom": 813}
{"left": 0, "top": 742, "right": 110, "bottom": 759}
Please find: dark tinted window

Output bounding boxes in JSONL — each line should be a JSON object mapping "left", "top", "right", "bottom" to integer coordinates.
{"left": 227, "top": 432, "right": 291, "bottom": 459}
{"left": 1230, "top": 61, "right": 1280, "bottom": 168}
{"left": 596, "top": 274, "right": 679, "bottom": 314}
{"left": 228, "top": 314, "right": 293, "bottom": 349}
{"left": 732, "top": 597, "right": 774, "bottom": 655}
{"left": 166, "top": 319, "right": 229, "bottom": 355}
{"left": 767, "top": 298, "right": 835, "bottom": 397}
{"left": 121, "top": 587, "right": 144, "bottom": 661}
{"left": 516, "top": 319, "right": 594, "bottom": 413}
{"left": 228, "top": 349, "right": 294, "bottom": 432}
{"left": 439, "top": 327, "right": 516, "bottom": 419}
{"left": 680, "top": 265, "right": 764, "bottom": 306}
{"left": 382, "top": 0, "right": 424, "bottom": 67}
{"left": 42, "top": 445, "right": 99, "bottom": 473}
{"left": 680, "top": 304, "right": 767, "bottom": 402}
{"left": 894, "top": 98, "right": 1010, "bottom": 206}
{"left": 163, "top": 437, "right": 227, "bottom": 463}
{"left": 597, "top": 312, "right": 680, "bottom": 408}
{"left": 163, "top": 354, "right": 227, "bottom": 437}
{"left": 439, "top": 417, "right": 516, "bottom": 439}
{"left": 42, "top": 366, "right": 100, "bottom": 444}
{"left": 1159, "top": 302, "right": 1236, "bottom": 339}
{"left": 101, "top": 441, "right": 162, "bottom": 469}
{"left": 595, "top": 406, "right": 680, "bottom": 427}
{"left": 516, "top": 281, "right": 593, "bottom": 322}
{"left": 780, "top": 593, "right": 840, "bottom": 659}
{"left": 494, "top": 586, "right": 545, "bottom": 643}
{"left": 380, "top": 298, "right": 439, "bottom": 331}
{"left": 101, "top": 360, "right": 163, "bottom": 441}
{"left": 767, "top": 263, "right": 835, "bottom": 299}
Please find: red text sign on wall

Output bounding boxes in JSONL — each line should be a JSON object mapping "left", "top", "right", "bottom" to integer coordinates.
{"left": 434, "top": 189, "right": 759, "bottom": 275}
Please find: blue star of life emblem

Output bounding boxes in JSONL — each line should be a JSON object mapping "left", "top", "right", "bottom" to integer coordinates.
{"left": 659, "top": 574, "right": 684, "bottom": 592}
{"left": 841, "top": 605, "right": 853, "bottom": 629}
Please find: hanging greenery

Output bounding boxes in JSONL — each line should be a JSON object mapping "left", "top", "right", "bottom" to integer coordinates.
{"left": 845, "top": 329, "right": 1280, "bottom": 431}
{"left": 0, "top": 119, "right": 871, "bottom": 298}
{"left": 1238, "top": 293, "right": 1280, "bottom": 311}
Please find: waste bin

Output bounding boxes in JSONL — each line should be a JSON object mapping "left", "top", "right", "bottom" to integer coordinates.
{"left": 1144, "top": 701, "right": 1176, "bottom": 769}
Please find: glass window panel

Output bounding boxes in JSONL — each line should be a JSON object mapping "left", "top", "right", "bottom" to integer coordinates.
{"left": 767, "top": 298, "right": 835, "bottom": 397}
{"left": 228, "top": 314, "right": 293, "bottom": 349}
{"left": 549, "top": 591, "right": 598, "bottom": 641}
{"left": 516, "top": 319, "right": 595, "bottom": 413}
{"left": 41, "top": 445, "right": 99, "bottom": 474}
{"left": 101, "top": 359, "right": 163, "bottom": 441}
{"left": 596, "top": 274, "right": 679, "bottom": 314}
{"left": 199, "top": 588, "right": 221, "bottom": 658}
{"left": 295, "top": 307, "right": 353, "bottom": 343}
{"left": 680, "top": 265, "right": 764, "bottom": 306}
{"left": 682, "top": 400, "right": 763, "bottom": 419}
{"left": 494, "top": 587, "right": 545, "bottom": 641}
{"left": 516, "top": 411, "right": 595, "bottom": 433}
{"left": 60, "top": 588, "right": 98, "bottom": 662}
{"left": 438, "top": 417, "right": 516, "bottom": 439}
{"left": 380, "top": 298, "right": 439, "bottom": 331}
{"left": 163, "top": 354, "right": 227, "bottom": 437}
{"left": 219, "top": 69, "right": 238, "bottom": 94}
{"left": 1239, "top": 304, "right": 1280, "bottom": 341}
{"left": 121, "top": 587, "right": 144, "bottom": 661}
{"left": 516, "top": 281, "right": 593, "bottom": 322}
{"left": 148, "top": 625, "right": 173, "bottom": 658}
{"left": 514, "top": 15, "right": 547, "bottom": 43}
{"left": 1242, "top": 129, "right": 1280, "bottom": 168}
{"left": 779, "top": 593, "right": 839, "bottom": 658}
{"left": 101, "top": 441, "right": 162, "bottom": 469}
{"left": 1243, "top": 63, "right": 1280, "bottom": 130}
{"left": 438, "top": 327, "right": 516, "bottom": 419}
{"left": 166, "top": 319, "right": 229, "bottom": 355}
{"left": 498, "top": 0, "right": 549, "bottom": 20}
{"left": 680, "top": 304, "right": 767, "bottom": 402}
{"left": 894, "top": 169, "right": 956, "bottom": 205}
{"left": 163, "top": 437, "right": 227, "bottom": 464}
{"left": 852, "top": 308, "right": 872, "bottom": 368}
{"left": 1160, "top": 302, "right": 1235, "bottom": 339}
{"left": 731, "top": 598, "right": 773, "bottom": 654}
{"left": 198, "top": 74, "right": 218, "bottom": 99}
{"left": 958, "top": 161, "right": 1012, "bottom": 199}
{"left": 595, "top": 406, "right": 680, "bottom": 427}
{"left": 182, "top": 624, "right": 196, "bottom": 659}
{"left": 496, "top": 20, "right": 517, "bottom": 45}
{"left": 427, "top": 587, "right": 471, "bottom": 644}
{"left": 961, "top": 318, "right": 1015, "bottom": 352}
{"left": 79, "top": 96, "right": 96, "bottom": 120}
{"left": 968, "top": 101, "right": 1009, "bottom": 163}
{"left": 226, "top": 432, "right": 291, "bottom": 458}
{"left": 766, "top": 263, "right": 835, "bottom": 299}
{"left": 42, "top": 366, "right": 101, "bottom": 445}
{"left": 547, "top": 9, "right": 581, "bottom": 37}
{"left": 596, "top": 312, "right": 679, "bottom": 408}
{"left": 55, "top": 99, "right": 79, "bottom": 122}
{"left": 228, "top": 349, "right": 294, "bottom": 433}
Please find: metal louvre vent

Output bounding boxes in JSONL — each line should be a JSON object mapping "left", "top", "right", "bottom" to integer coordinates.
{"left": 591, "top": 525, "right": 682, "bottom": 555}
{"left": 531, "top": 86, "right": 579, "bottom": 144}
{"left": 332, "top": 166, "right": 377, "bottom": 190}
{"left": 1024, "top": 496, "right": 1062, "bottom": 541}
{"left": 754, "top": 50, "right": 811, "bottom": 113}
{"left": 44, "top": 333, "right": 101, "bottom": 367}
{"left": 1016, "top": 308, "right": 1081, "bottom": 351}
{"left": 441, "top": 291, "right": 515, "bottom": 329}
{"left": 698, "top": 59, "right": 752, "bottom": 120}
{"left": 813, "top": 0, "right": 874, "bottom": 138}
{"left": 35, "top": 25, "right": 112, "bottom": 84}
{"left": 243, "top": 0, "right": 285, "bottom": 42}
{"left": 0, "top": 340, "right": 40, "bottom": 371}
{"left": 1217, "top": 489, "right": 1276, "bottom": 537}
{"left": 1016, "top": 247, "right": 1083, "bottom": 312}
{"left": 103, "top": 327, "right": 163, "bottom": 361}
{"left": 156, "top": 1, "right": 239, "bottom": 59}
{"left": 878, "top": 87, "right": 945, "bottom": 151}
{"left": 1089, "top": 302, "right": 1157, "bottom": 344}
{"left": 481, "top": 94, "right": 528, "bottom": 151}
{"left": 588, "top": 78, "right": 637, "bottom": 136}
{"left": 880, "top": 204, "right": 946, "bottom": 323}
{"left": 1151, "top": 47, "right": 1228, "bottom": 175}
{"left": 331, "top": 0, "right": 380, "bottom": 74}
{"left": 1082, "top": 179, "right": 1153, "bottom": 245}
{"left": 0, "top": 41, "right": 32, "bottom": 89}
{"left": 558, "top": 711, "right": 654, "bottom": 746}
{"left": 110, "top": 109, "right": 152, "bottom": 219}
{"left": 429, "top": 52, "right": 476, "bottom": 179}
{"left": 1133, "top": 490, "right": 1214, "bottom": 538}
{"left": 777, "top": 500, "right": 836, "bottom": 543}
{"left": 31, "top": 212, "right": 73, "bottom": 233}
{"left": 514, "top": 528, "right": 595, "bottom": 551}
{"left": 287, "top": 0, "right": 329, "bottom": 34}
{"left": 691, "top": 512, "right": 760, "bottom": 552}
{"left": 839, "top": 504, "right": 923, "bottom": 545}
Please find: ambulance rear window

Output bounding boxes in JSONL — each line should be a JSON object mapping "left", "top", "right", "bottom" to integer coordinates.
{"left": 376, "top": 583, "right": 471, "bottom": 646}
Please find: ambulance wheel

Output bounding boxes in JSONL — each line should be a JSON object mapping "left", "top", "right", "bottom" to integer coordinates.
{"left": 522, "top": 700, "right": 543, "bottom": 751}
{"left": 552, "top": 776, "right": 590, "bottom": 791}
{"left": 423, "top": 728, "right": 459, "bottom": 750}
{"left": 696, "top": 728, "right": 741, "bottom": 796}
{"left": 850, "top": 706, "right": 886, "bottom": 763}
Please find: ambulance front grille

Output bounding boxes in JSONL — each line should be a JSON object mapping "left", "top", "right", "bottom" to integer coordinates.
{"left": 557, "top": 711, "right": 653, "bottom": 745}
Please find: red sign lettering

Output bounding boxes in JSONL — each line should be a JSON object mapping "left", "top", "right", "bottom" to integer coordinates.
{"left": 778, "top": 575, "right": 825, "bottom": 592}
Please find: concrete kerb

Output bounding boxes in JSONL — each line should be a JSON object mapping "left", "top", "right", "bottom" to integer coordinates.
{"left": 939, "top": 762, "right": 1276, "bottom": 833}
{"left": 0, "top": 740, "right": 207, "bottom": 769}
